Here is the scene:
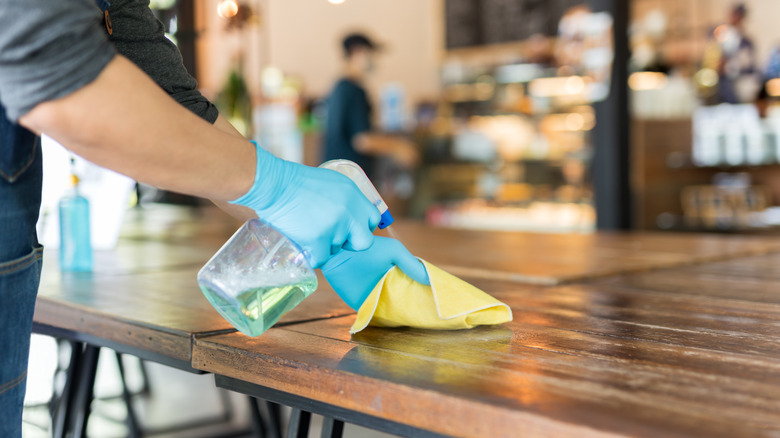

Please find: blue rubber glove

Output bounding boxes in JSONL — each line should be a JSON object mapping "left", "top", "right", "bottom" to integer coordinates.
{"left": 321, "top": 236, "right": 430, "bottom": 311}
{"left": 231, "top": 141, "right": 380, "bottom": 268}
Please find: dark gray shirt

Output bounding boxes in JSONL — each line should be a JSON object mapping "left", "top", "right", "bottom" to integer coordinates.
{"left": 0, "top": 0, "right": 217, "bottom": 123}
{"left": 323, "top": 78, "right": 374, "bottom": 178}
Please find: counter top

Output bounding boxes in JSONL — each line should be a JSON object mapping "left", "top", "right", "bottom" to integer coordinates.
{"left": 193, "top": 271, "right": 780, "bottom": 437}
{"left": 383, "top": 221, "right": 780, "bottom": 284}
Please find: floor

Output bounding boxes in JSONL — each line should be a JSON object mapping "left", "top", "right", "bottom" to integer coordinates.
{"left": 23, "top": 335, "right": 399, "bottom": 438}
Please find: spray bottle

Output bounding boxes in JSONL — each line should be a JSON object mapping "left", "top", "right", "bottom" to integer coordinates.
{"left": 59, "top": 158, "right": 93, "bottom": 272}
{"left": 198, "top": 160, "right": 391, "bottom": 336}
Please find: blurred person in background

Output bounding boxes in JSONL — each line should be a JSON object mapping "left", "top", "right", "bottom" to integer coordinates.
{"left": 703, "top": 3, "right": 759, "bottom": 103}
{"left": 323, "top": 33, "right": 419, "bottom": 181}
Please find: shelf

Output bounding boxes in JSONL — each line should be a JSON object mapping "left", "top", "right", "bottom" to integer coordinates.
{"left": 428, "top": 159, "right": 586, "bottom": 168}
{"left": 674, "top": 162, "right": 780, "bottom": 171}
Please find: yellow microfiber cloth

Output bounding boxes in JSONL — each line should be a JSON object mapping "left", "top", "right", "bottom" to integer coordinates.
{"left": 350, "top": 260, "right": 513, "bottom": 334}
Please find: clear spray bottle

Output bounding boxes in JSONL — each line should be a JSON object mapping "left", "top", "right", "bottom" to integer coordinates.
{"left": 198, "top": 160, "right": 391, "bottom": 336}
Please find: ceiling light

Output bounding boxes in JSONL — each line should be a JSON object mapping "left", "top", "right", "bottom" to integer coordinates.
{"left": 217, "top": 0, "right": 238, "bottom": 18}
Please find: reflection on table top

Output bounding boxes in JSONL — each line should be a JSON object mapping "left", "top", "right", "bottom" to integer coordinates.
{"left": 34, "top": 204, "right": 780, "bottom": 367}
{"left": 658, "top": 251, "right": 780, "bottom": 281}
{"left": 72, "top": 204, "right": 780, "bottom": 284}
{"left": 382, "top": 222, "right": 780, "bottom": 284}
{"left": 192, "top": 271, "right": 780, "bottom": 438}
{"left": 118, "top": 204, "right": 243, "bottom": 247}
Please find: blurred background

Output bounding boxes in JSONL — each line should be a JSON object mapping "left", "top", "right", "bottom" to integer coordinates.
{"left": 130, "top": 0, "right": 780, "bottom": 236}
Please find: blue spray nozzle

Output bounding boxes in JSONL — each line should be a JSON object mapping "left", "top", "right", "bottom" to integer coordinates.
{"left": 378, "top": 210, "right": 394, "bottom": 229}
{"left": 319, "top": 160, "right": 393, "bottom": 228}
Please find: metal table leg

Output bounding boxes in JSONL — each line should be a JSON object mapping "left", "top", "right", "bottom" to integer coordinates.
{"left": 51, "top": 341, "right": 84, "bottom": 438}
{"left": 71, "top": 344, "right": 100, "bottom": 438}
{"left": 115, "top": 352, "right": 142, "bottom": 438}
{"left": 249, "top": 397, "right": 266, "bottom": 438}
{"left": 267, "top": 401, "right": 283, "bottom": 438}
{"left": 286, "top": 408, "right": 311, "bottom": 438}
{"left": 248, "top": 397, "right": 283, "bottom": 438}
{"left": 320, "top": 417, "right": 344, "bottom": 438}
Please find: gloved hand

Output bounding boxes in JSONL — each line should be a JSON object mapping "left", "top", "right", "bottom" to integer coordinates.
{"left": 322, "top": 236, "right": 430, "bottom": 311}
{"left": 231, "top": 141, "right": 380, "bottom": 268}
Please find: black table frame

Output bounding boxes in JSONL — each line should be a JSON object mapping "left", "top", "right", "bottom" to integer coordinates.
{"left": 31, "top": 322, "right": 265, "bottom": 438}
{"left": 216, "top": 375, "right": 449, "bottom": 438}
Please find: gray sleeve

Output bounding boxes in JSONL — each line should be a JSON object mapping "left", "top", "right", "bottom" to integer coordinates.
{"left": 0, "top": 0, "right": 116, "bottom": 122}
{"left": 106, "top": 0, "right": 218, "bottom": 123}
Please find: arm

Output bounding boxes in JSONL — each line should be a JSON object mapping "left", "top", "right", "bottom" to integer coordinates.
{"left": 211, "top": 114, "right": 256, "bottom": 221}
{"left": 5, "top": 1, "right": 379, "bottom": 266}
{"left": 354, "top": 132, "right": 420, "bottom": 167}
{"left": 21, "top": 56, "right": 379, "bottom": 267}
{"left": 106, "top": 0, "right": 219, "bottom": 123}
{"left": 108, "top": 0, "right": 251, "bottom": 219}
{"left": 342, "top": 84, "right": 419, "bottom": 167}
{"left": 20, "top": 55, "right": 254, "bottom": 203}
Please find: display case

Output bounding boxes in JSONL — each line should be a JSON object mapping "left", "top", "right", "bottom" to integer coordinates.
{"left": 413, "top": 3, "right": 613, "bottom": 233}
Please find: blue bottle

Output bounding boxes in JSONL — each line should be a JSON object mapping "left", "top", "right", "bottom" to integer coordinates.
{"left": 59, "top": 169, "right": 93, "bottom": 272}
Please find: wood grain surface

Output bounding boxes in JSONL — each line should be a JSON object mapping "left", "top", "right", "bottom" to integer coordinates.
{"left": 35, "top": 259, "right": 234, "bottom": 362}
{"left": 35, "top": 257, "right": 352, "bottom": 362}
{"left": 33, "top": 205, "right": 352, "bottom": 362}
{"left": 34, "top": 205, "right": 780, "bottom": 435}
{"left": 382, "top": 222, "right": 780, "bottom": 284}
{"left": 193, "top": 273, "right": 780, "bottom": 437}
{"left": 665, "top": 252, "right": 780, "bottom": 281}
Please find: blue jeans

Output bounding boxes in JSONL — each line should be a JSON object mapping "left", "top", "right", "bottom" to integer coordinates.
{"left": 0, "top": 104, "right": 43, "bottom": 438}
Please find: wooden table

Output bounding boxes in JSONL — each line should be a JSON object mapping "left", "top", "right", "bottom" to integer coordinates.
{"left": 32, "top": 205, "right": 350, "bottom": 437}
{"left": 34, "top": 206, "right": 249, "bottom": 369}
{"left": 193, "top": 271, "right": 780, "bottom": 438}
{"left": 34, "top": 205, "right": 780, "bottom": 437}
{"left": 35, "top": 260, "right": 233, "bottom": 368}
{"left": 34, "top": 257, "right": 350, "bottom": 437}
{"left": 382, "top": 222, "right": 780, "bottom": 284}
{"left": 33, "top": 204, "right": 357, "bottom": 366}
{"left": 34, "top": 257, "right": 351, "bottom": 368}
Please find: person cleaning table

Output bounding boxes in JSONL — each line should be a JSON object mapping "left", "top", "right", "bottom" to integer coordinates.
{"left": 0, "top": 1, "right": 428, "bottom": 436}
